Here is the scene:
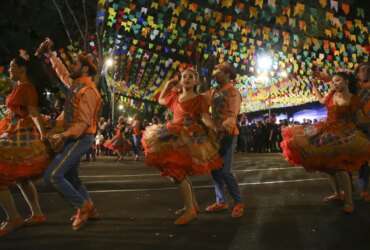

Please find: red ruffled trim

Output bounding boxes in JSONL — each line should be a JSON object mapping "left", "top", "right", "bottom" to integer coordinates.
{"left": 0, "top": 155, "right": 50, "bottom": 186}
{"left": 103, "top": 138, "right": 132, "bottom": 152}
{"left": 144, "top": 149, "right": 222, "bottom": 181}
{"left": 280, "top": 127, "right": 370, "bottom": 172}
{"left": 142, "top": 137, "right": 222, "bottom": 181}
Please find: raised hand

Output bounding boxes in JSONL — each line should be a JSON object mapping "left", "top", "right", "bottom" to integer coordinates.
{"left": 35, "top": 38, "right": 54, "bottom": 56}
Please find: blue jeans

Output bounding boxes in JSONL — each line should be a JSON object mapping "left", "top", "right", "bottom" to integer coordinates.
{"left": 132, "top": 135, "right": 141, "bottom": 155}
{"left": 211, "top": 135, "right": 242, "bottom": 203}
{"left": 358, "top": 162, "right": 369, "bottom": 192}
{"left": 44, "top": 135, "right": 94, "bottom": 208}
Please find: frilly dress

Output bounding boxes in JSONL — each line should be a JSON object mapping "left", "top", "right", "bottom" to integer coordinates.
{"left": 104, "top": 126, "right": 132, "bottom": 153}
{"left": 0, "top": 83, "right": 50, "bottom": 186}
{"left": 281, "top": 92, "right": 370, "bottom": 172}
{"left": 142, "top": 91, "right": 222, "bottom": 181}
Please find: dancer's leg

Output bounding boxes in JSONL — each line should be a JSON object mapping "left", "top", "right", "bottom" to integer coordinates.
{"left": 174, "top": 177, "right": 197, "bottom": 225}
{"left": 17, "top": 180, "right": 44, "bottom": 217}
{"left": 337, "top": 171, "right": 353, "bottom": 213}
{"left": 0, "top": 188, "right": 24, "bottom": 235}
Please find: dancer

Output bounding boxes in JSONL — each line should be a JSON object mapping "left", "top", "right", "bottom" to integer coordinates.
{"left": 206, "top": 62, "right": 245, "bottom": 218}
{"left": 104, "top": 116, "right": 132, "bottom": 161}
{"left": 280, "top": 71, "right": 370, "bottom": 213}
{"left": 142, "top": 67, "right": 222, "bottom": 225}
{"left": 38, "top": 38, "right": 102, "bottom": 230}
{"left": 95, "top": 130, "right": 105, "bottom": 156}
{"left": 354, "top": 63, "right": 370, "bottom": 201}
{"left": 131, "top": 114, "right": 142, "bottom": 161}
{"left": 0, "top": 55, "right": 49, "bottom": 236}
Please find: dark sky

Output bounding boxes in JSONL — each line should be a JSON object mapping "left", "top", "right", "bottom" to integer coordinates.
{"left": 0, "top": 0, "right": 97, "bottom": 64}
{"left": 0, "top": 0, "right": 369, "bottom": 65}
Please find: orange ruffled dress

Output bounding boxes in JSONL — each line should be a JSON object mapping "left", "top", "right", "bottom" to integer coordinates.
{"left": 142, "top": 91, "right": 223, "bottom": 181}
{"left": 281, "top": 93, "right": 370, "bottom": 172}
{"left": 104, "top": 126, "right": 132, "bottom": 153}
{"left": 0, "top": 83, "right": 50, "bottom": 186}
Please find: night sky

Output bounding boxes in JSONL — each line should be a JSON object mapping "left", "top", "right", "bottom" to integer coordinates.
{"left": 0, "top": 0, "right": 369, "bottom": 65}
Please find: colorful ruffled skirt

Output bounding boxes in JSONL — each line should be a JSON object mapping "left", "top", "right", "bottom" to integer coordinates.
{"left": 0, "top": 117, "right": 50, "bottom": 186}
{"left": 280, "top": 122, "right": 370, "bottom": 173}
{"left": 142, "top": 122, "right": 223, "bottom": 181}
{"left": 104, "top": 134, "right": 132, "bottom": 153}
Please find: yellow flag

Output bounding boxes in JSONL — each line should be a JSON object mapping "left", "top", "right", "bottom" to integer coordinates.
{"left": 294, "top": 3, "right": 305, "bottom": 16}
{"left": 319, "top": 0, "right": 327, "bottom": 8}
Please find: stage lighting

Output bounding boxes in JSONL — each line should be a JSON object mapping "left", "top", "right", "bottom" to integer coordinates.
{"left": 257, "top": 54, "right": 273, "bottom": 71}
{"left": 280, "top": 71, "right": 288, "bottom": 78}
{"left": 105, "top": 58, "right": 114, "bottom": 67}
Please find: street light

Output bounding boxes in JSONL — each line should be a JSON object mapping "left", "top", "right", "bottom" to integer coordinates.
{"left": 105, "top": 58, "right": 114, "bottom": 68}
{"left": 257, "top": 54, "right": 273, "bottom": 72}
{"left": 279, "top": 70, "right": 288, "bottom": 78}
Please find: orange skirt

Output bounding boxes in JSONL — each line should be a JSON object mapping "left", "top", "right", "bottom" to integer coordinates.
{"left": 0, "top": 130, "right": 50, "bottom": 186}
{"left": 104, "top": 134, "right": 132, "bottom": 153}
{"left": 281, "top": 122, "right": 370, "bottom": 173}
{"left": 142, "top": 123, "right": 222, "bottom": 181}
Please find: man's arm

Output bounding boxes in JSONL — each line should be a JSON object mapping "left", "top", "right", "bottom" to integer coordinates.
{"left": 36, "top": 38, "right": 72, "bottom": 88}
{"left": 48, "top": 52, "right": 73, "bottom": 88}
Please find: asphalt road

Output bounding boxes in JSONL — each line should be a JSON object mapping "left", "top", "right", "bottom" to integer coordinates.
{"left": 1, "top": 153, "right": 369, "bottom": 250}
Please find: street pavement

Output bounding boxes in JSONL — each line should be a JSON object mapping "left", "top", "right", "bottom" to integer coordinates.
{"left": 0, "top": 153, "right": 369, "bottom": 250}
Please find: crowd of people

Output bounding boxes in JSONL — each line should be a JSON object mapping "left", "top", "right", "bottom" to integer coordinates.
{"left": 86, "top": 114, "right": 321, "bottom": 160}
{"left": 0, "top": 36, "right": 368, "bottom": 237}
{"left": 236, "top": 117, "right": 324, "bottom": 153}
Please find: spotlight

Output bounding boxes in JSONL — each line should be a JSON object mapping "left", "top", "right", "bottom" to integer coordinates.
{"left": 256, "top": 73, "right": 269, "bottom": 83}
{"left": 257, "top": 54, "right": 273, "bottom": 71}
{"left": 105, "top": 58, "right": 114, "bottom": 67}
{"left": 279, "top": 71, "right": 288, "bottom": 78}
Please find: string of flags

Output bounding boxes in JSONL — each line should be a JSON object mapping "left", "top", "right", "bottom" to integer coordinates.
{"left": 97, "top": 0, "right": 369, "bottom": 112}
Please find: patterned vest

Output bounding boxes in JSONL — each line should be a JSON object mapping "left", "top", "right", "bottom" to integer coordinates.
{"left": 64, "top": 77, "right": 102, "bottom": 134}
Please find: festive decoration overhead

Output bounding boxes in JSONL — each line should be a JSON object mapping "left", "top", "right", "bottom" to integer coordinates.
{"left": 100, "top": 0, "right": 370, "bottom": 112}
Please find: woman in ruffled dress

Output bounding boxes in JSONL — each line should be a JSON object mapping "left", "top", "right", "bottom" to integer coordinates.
{"left": 0, "top": 56, "right": 50, "bottom": 236}
{"left": 104, "top": 116, "right": 132, "bottom": 161}
{"left": 142, "top": 68, "right": 222, "bottom": 225}
{"left": 280, "top": 71, "right": 370, "bottom": 213}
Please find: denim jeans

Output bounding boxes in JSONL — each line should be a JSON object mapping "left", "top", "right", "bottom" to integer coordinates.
{"left": 44, "top": 135, "right": 94, "bottom": 208}
{"left": 211, "top": 135, "right": 242, "bottom": 203}
{"left": 358, "top": 162, "right": 370, "bottom": 192}
{"left": 132, "top": 135, "right": 142, "bottom": 155}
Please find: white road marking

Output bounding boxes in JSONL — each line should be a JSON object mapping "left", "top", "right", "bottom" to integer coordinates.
{"left": 89, "top": 177, "right": 327, "bottom": 193}
{"left": 80, "top": 167, "right": 303, "bottom": 179}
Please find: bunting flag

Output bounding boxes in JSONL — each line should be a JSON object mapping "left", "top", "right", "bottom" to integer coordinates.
{"left": 99, "top": 0, "right": 369, "bottom": 112}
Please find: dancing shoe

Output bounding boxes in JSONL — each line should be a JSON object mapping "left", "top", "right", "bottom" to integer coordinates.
{"left": 24, "top": 215, "right": 47, "bottom": 226}
{"left": 70, "top": 201, "right": 99, "bottom": 221}
{"left": 343, "top": 204, "right": 354, "bottom": 214}
{"left": 360, "top": 192, "right": 370, "bottom": 202}
{"left": 231, "top": 203, "right": 245, "bottom": 218}
{"left": 72, "top": 202, "right": 94, "bottom": 231}
{"left": 0, "top": 217, "right": 24, "bottom": 237}
{"left": 205, "top": 202, "right": 229, "bottom": 213}
{"left": 175, "top": 202, "right": 200, "bottom": 215}
{"left": 174, "top": 208, "right": 197, "bottom": 225}
{"left": 322, "top": 192, "right": 344, "bottom": 202}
